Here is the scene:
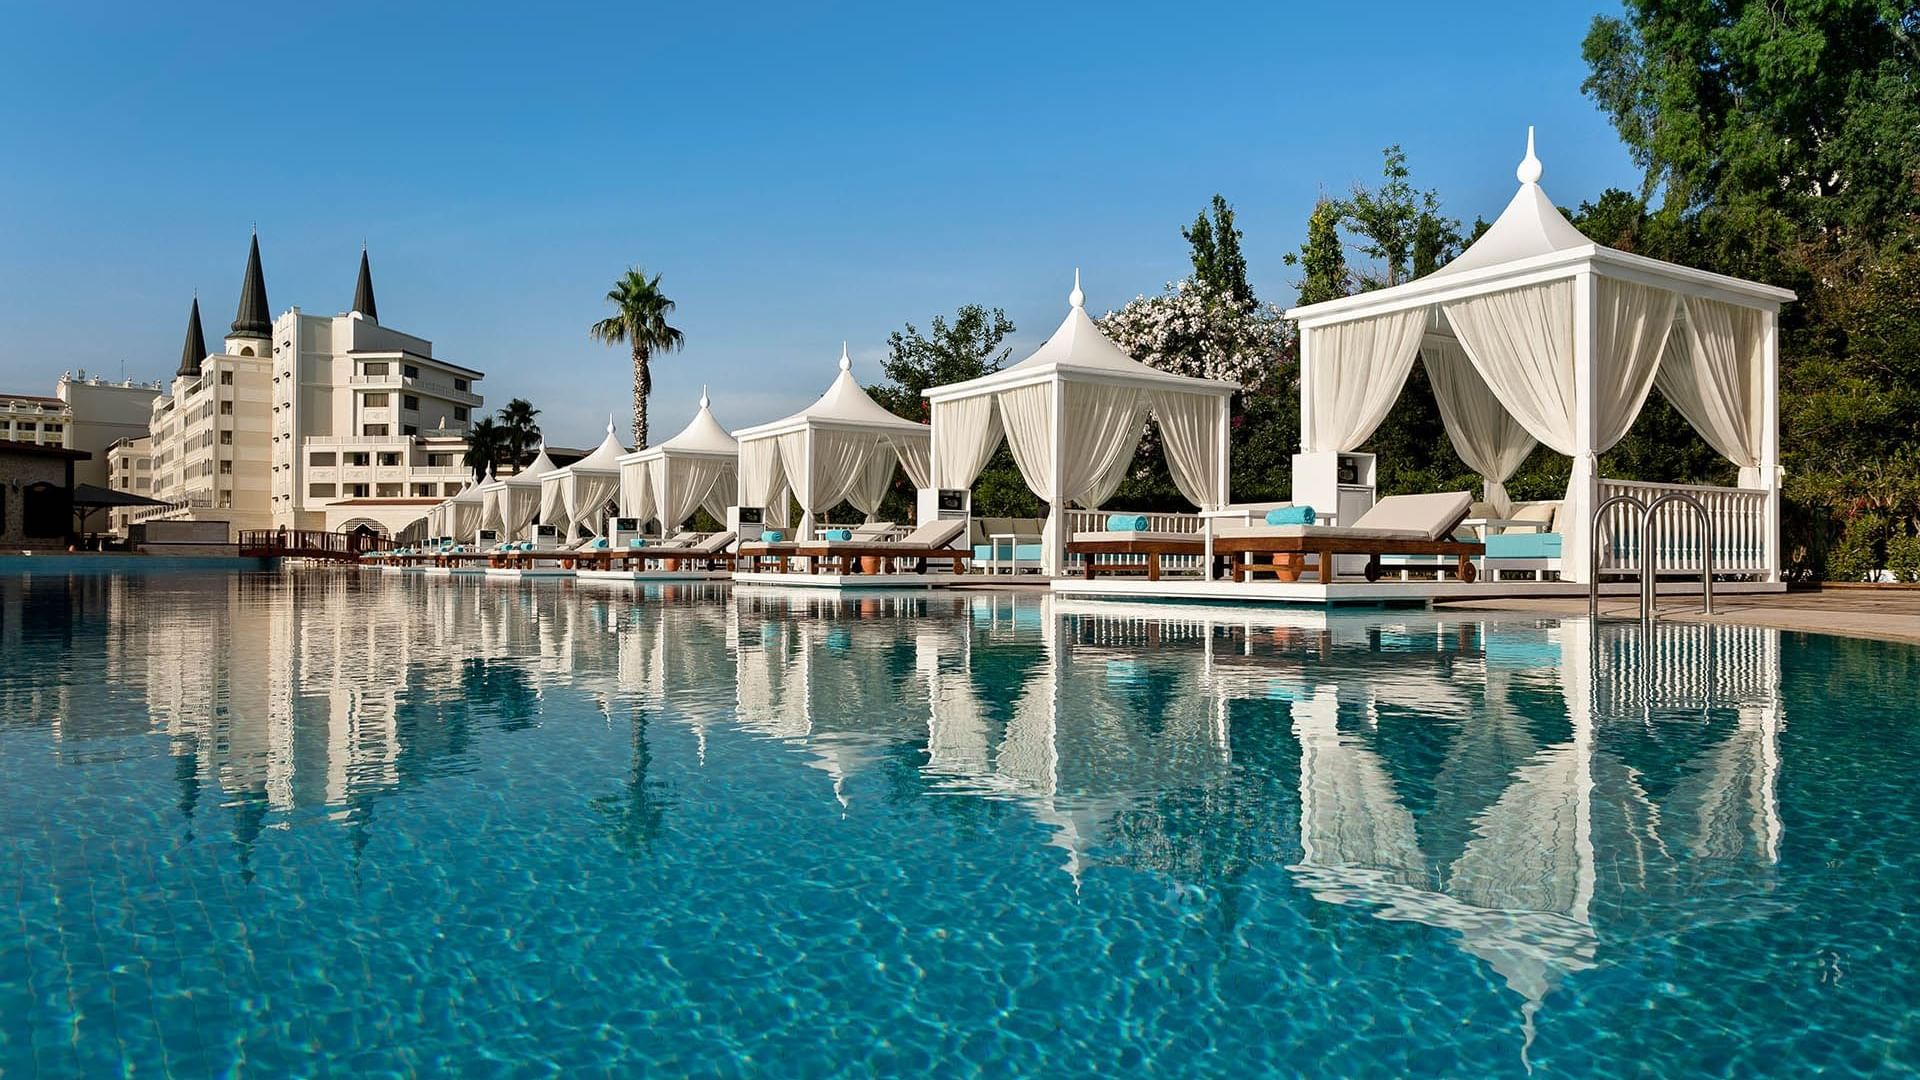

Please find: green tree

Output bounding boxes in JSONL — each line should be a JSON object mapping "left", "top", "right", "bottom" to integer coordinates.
{"left": 1340, "top": 146, "right": 1461, "bottom": 289}
{"left": 1285, "top": 197, "right": 1350, "bottom": 306}
{"left": 1183, "top": 194, "right": 1254, "bottom": 305}
{"left": 496, "top": 398, "right": 542, "bottom": 468}
{"left": 462, "top": 417, "right": 507, "bottom": 481}
{"left": 590, "top": 267, "right": 685, "bottom": 449}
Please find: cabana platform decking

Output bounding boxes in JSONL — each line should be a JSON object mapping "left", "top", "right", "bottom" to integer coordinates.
{"left": 483, "top": 566, "right": 576, "bottom": 580}
{"left": 576, "top": 568, "right": 733, "bottom": 584}
{"left": 732, "top": 570, "right": 970, "bottom": 590}
{"left": 1050, "top": 575, "right": 1785, "bottom": 606}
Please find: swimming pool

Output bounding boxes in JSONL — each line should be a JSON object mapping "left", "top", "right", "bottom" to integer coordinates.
{"left": 2, "top": 570, "right": 1917, "bottom": 1076}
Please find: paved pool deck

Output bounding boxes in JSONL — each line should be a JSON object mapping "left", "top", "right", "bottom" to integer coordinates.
{"left": 1437, "top": 586, "right": 1920, "bottom": 645}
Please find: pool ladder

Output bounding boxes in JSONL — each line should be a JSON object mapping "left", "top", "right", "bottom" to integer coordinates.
{"left": 1588, "top": 493, "right": 1715, "bottom": 622}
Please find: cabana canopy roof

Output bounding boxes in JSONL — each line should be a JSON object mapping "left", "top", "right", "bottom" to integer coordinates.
{"left": 558, "top": 421, "right": 627, "bottom": 475}
{"left": 617, "top": 392, "right": 741, "bottom": 531}
{"left": 624, "top": 389, "right": 738, "bottom": 464}
{"left": 926, "top": 272, "right": 1238, "bottom": 403}
{"left": 505, "top": 445, "right": 559, "bottom": 489}
{"left": 734, "top": 347, "right": 931, "bottom": 440}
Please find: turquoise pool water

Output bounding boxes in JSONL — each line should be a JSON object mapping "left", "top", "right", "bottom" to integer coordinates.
{"left": 3, "top": 570, "right": 1919, "bottom": 1076}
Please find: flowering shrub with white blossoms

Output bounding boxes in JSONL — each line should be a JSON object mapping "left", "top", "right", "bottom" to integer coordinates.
{"left": 1096, "top": 279, "right": 1292, "bottom": 391}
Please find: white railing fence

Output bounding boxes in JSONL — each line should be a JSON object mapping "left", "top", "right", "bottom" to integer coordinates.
{"left": 1595, "top": 478, "right": 1770, "bottom": 578}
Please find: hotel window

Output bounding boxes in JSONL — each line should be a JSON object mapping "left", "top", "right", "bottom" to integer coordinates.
{"left": 378, "top": 452, "right": 401, "bottom": 466}
{"left": 454, "top": 407, "right": 468, "bottom": 422}
{"left": 377, "top": 483, "right": 402, "bottom": 498}
{"left": 219, "top": 461, "right": 232, "bottom": 475}
{"left": 309, "top": 451, "right": 335, "bottom": 466}
{"left": 412, "top": 483, "right": 434, "bottom": 497}
{"left": 403, "top": 424, "right": 419, "bottom": 436}
{"left": 308, "top": 483, "right": 336, "bottom": 498}
{"left": 364, "top": 392, "right": 389, "bottom": 407}
{"left": 347, "top": 452, "right": 370, "bottom": 466}
{"left": 15, "top": 422, "right": 35, "bottom": 433}
{"left": 402, "top": 395, "right": 419, "bottom": 411}
{"left": 219, "top": 431, "right": 233, "bottom": 446}
{"left": 348, "top": 484, "right": 370, "bottom": 498}
{"left": 428, "top": 454, "right": 452, "bottom": 467}
{"left": 363, "top": 362, "right": 388, "bottom": 376}
{"left": 220, "top": 371, "right": 234, "bottom": 385}
{"left": 219, "top": 401, "right": 233, "bottom": 415}
{"left": 403, "top": 364, "right": 419, "bottom": 379}
{"left": 363, "top": 424, "right": 388, "bottom": 436}
{"left": 453, "top": 378, "right": 469, "bottom": 392}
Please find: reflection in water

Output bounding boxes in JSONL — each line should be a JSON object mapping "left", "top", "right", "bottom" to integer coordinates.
{"left": 5, "top": 571, "right": 1794, "bottom": 1068}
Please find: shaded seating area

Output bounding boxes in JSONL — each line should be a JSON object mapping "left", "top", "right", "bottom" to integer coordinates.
{"left": 795, "top": 517, "right": 971, "bottom": 575}
{"left": 539, "top": 422, "right": 627, "bottom": 542}
{"left": 617, "top": 390, "right": 738, "bottom": 539}
{"left": 924, "top": 273, "right": 1238, "bottom": 577}
{"left": 1286, "top": 130, "right": 1792, "bottom": 585}
{"left": 1213, "top": 491, "right": 1483, "bottom": 583}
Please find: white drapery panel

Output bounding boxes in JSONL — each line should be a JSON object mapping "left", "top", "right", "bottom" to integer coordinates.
{"left": 450, "top": 502, "right": 482, "bottom": 540}
{"left": 1306, "top": 309, "right": 1427, "bottom": 452}
{"left": 737, "top": 438, "right": 790, "bottom": 526}
{"left": 848, "top": 446, "right": 900, "bottom": 520}
{"left": 1062, "top": 383, "right": 1146, "bottom": 509}
{"left": 1655, "top": 296, "right": 1766, "bottom": 487}
{"left": 778, "top": 429, "right": 890, "bottom": 514}
{"left": 539, "top": 475, "right": 570, "bottom": 531}
{"left": 1442, "top": 280, "right": 1579, "bottom": 456}
{"left": 1148, "top": 390, "right": 1226, "bottom": 509}
{"left": 650, "top": 455, "right": 731, "bottom": 532}
{"left": 479, "top": 490, "right": 502, "bottom": 532}
{"left": 700, "top": 463, "right": 737, "bottom": 523}
{"left": 1421, "top": 337, "right": 1538, "bottom": 516}
{"left": 931, "top": 397, "right": 1004, "bottom": 490}
{"left": 503, "top": 486, "right": 542, "bottom": 537}
{"left": 619, "top": 460, "right": 656, "bottom": 523}
{"left": 565, "top": 472, "right": 620, "bottom": 536}
{"left": 997, "top": 384, "right": 1056, "bottom": 500}
{"left": 891, "top": 435, "right": 931, "bottom": 491}
{"left": 1590, "top": 276, "right": 1677, "bottom": 453}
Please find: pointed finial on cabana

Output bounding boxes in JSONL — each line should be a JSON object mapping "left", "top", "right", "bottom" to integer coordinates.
{"left": 699, "top": 384, "right": 710, "bottom": 409}
{"left": 607, "top": 414, "right": 616, "bottom": 436}
{"left": 839, "top": 342, "right": 852, "bottom": 372}
{"left": 1517, "top": 126, "right": 1542, "bottom": 185}
{"left": 1069, "top": 268, "right": 1085, "bottom": 310}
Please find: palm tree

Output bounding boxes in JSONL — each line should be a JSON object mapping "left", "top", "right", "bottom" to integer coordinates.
{"left": 589, "top": 267, "right": 685, "bottom": 449}
{"left": 463, "top": 417, "right": 507, "bottom": 480}
{"left": 497, "top": 398, "right": 542, "bottom": 468}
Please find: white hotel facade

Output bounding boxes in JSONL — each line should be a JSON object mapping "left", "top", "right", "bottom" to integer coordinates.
{"left": 135, "top": 237, "right": 483, "bottom": 539}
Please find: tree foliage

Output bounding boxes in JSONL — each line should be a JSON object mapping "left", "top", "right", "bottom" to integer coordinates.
{"left": 462, "top": 417, "right": 507, "bottom": 481}
{"left": 590, "top": 267, "right": 684, "bottom": 450}
{"left": 496, "top": 398, "right": 542, "bottom": 468}
{"left": 1182, "top": 194, "right": 1254, "bottom": 305}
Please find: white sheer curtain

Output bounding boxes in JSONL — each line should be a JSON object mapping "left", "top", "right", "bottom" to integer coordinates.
{"left": 565, "top": 471, "right": 620, "bottom": 536}
{"left": 1421, "top": 337, "right": 1538, "bottom": 516}
{"left": 700, "top": 464, "right": 737, "bottom": 524}
{"left": 1062, "top": 383, "right": 1146, "bottom": 509}
{"left": 620, "top": 460, "right": 656, "bottom": 522}
{"left": 1443, "top": 281, "right": 1579, "bottom": 455}
{"left": 651, "top": 455, "right": 731, "bottom": 533}
{"left": 737, "top": 437, "right": 789, "bottom": 527}
{"left": 890, "top": 435, "right": 931, "bottom": 490}
{"left": 848, "top": 445, "right": 900, "bottom": 520}
{"left": 503, "top": 484, "right": 542, "bottom": 537}
{"left": 1305, "top": 309, "right": 1427, "bottom": 452}
{"left": 997, "top": 383, "right": 1056, "bottom": 500}
{"left": 1591, "top": 277, "right": 1677, "bottom": 452}
{"left": 539, "top": 474, "right": 570, "bottom": 532}
{"left": 1655, "top": 296, "right": 1766, "bottom": 487}
{"left": 1149, "top": 389, "right": 1226, "bottom": 509}
{"left": 931, "top": 397, "right": 1004, "bottom": 490}
{"left": 781, "top": 428, "right": 884, "bottom": 516}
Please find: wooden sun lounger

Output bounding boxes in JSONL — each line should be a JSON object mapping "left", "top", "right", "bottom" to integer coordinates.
{"left": 1065, "top": 532, "right": 1208, "bottom": 581}
{"left": 1213, "top": 532, "right": 1484, "bottom": 583}
{"left": 793, "top": 542, "right": 971, "bottom": 574}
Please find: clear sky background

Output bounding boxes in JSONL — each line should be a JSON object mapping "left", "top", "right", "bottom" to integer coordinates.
{"left": 0, "top": 2, "right": 1638, "bottom": 448}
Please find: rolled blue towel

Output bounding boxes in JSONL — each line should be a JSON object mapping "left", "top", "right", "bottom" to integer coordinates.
{"left": 1106, "top": 514, "right": 1150, "bottom": 532}
{"left": 591, "top": 538, "right": 609, "bottom": 550}
{"left": 760, "top": 529, "right": 785, "bottom": 543}
{"left": 822, "top": 528, "right": 853, "bottom": 541}
{"left": 1265, "top": 505, "right": 1316, "bottom": 526}
{"left": 628, "top": 538, "right": 647, "bottom": 549}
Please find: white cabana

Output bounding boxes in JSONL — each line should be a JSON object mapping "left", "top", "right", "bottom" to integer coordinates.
{"left": 732, "top": 346, "right": 931, "bottom": 540}
{"left": 447, "top": 473, "right": 488, "bottom": 542}
{"left": 923, "top": 273, "right": 1239, "bottom": 575}
{"left": 490, "top": 445, "right": 559, "bottom": 541}
{"left": 617, "top": 390, "right": 739, "bottom": 536}
{"left": 539, "top": 422, "right": 627, "bottom": 540}
{"left": 1286, "top": 129, "right": 1793, "bottom": 584}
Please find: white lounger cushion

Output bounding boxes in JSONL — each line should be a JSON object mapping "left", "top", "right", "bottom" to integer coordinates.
{"left": 1213, "top": 523, "right": 1426, "bottom": 541}
{"left": 1352, "top": 492, "right": 1474, "bottom": 540}
{"left": 808, "top": 517, "right": 966, "bottom": 550}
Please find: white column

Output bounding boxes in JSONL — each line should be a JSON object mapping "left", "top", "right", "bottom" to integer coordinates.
{"left": 799, "top": 427, "right": 815, "bottom": 542}
{"left": 1564, "top": 270, "right": 1599, "bottom": 585}
{"left": 1207, "top": 393, "right": 1231, "bottom": 581}
{"left": 1295, "top": 326, "right": 1316, "bottom": 461}
{"left": 1044, "top": 379, "right": 1066, "bottom": 576}
{"left": 1759, "top": 309, "right": 1782, "bottom": 583}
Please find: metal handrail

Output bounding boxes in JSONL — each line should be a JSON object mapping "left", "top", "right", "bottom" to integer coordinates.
{"left": 1589, "top": 492, "right": 1716, "bottom": 621}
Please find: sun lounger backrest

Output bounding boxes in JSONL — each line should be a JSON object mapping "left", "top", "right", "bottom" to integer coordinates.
{"left": 690, "top": 530, "right": 735, "bottom": 553}
{"left": 1352, "top": 491, "right": 1474, "bottom": 540}
{"left": 851, "top": 521, "right": 895, "bottom": 540}
{"left": 898, "top": 517, "right": 967, "bottom": 549}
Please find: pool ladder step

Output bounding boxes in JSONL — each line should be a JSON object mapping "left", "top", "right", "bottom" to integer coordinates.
{"left": 1589, "top": 493, "right": 1715, "bottom": 623}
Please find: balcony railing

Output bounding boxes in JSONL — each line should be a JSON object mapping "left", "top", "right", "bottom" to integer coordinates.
{"left": 1595, "top": 478, "right": 1772, "bottom": 577}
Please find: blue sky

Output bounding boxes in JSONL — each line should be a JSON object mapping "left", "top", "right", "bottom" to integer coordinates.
{"left": 0, "top": 2, "right": 1638, "bottom": 447}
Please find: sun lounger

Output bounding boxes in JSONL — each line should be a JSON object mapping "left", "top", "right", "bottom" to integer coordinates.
{"left": 1213, "top": 492, "right": 1484, "bottom": 583}
{"left": 794, "top": 518, "right": 970, "bottom": 574}
{"left": 1065, "top": 529, "right": 1207, "bottom": 580}
{"left": 739, "top": 522, "right": 894, "bottom": 572}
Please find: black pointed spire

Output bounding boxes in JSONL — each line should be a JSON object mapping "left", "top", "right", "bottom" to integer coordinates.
{"left": 178, "top": 296, "right": 208, "bottom": 378}
{"left": 230, "top": 232, "right": 271, "bottom": 339}
{"left": 352, "top": 246, "right": 378, "bottom": 322}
